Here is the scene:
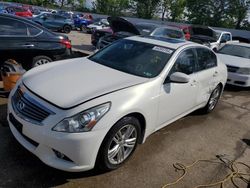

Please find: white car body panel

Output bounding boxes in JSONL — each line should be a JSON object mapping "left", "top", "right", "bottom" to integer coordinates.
{"left": 23, "top": 58, "right": 148, "bottom": 109}
{"left": 217, "top": 53, "right": 250, "bottom": 87}
{"left": 8, "top": 36, "right": 227, "bottom": 172}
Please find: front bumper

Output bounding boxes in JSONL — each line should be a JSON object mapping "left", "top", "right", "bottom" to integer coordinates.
{"left": 227, "top": 72, "right": 250, "bottom": 87}
{"left": 7, "top": 91, "right": 107, "bottom": 172}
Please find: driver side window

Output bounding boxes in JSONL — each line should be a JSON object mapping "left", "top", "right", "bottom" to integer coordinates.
{"left": 170, "top": 49, "right": 196, "bottom": 75}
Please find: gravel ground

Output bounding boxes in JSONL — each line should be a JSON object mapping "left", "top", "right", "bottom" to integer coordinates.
{"left": 0, "top": 31, "right": 250, "bottom": 188}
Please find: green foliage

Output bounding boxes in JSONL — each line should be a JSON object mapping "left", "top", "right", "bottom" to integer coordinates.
{"left": 133, "top": 0, "right": 160, "bottom": 19}
{"left": 185, "top": 0, "right": 250, "bottom": 29}
{"left": 162, "top": 0, "right": 186, "bottom": 21}
{"left": 93, "top": 0, "right": 129, "bottom": 16}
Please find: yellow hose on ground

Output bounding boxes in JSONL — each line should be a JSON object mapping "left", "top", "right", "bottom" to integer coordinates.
{"left": 162, "top": 155, "right": 250, "bottom": 188}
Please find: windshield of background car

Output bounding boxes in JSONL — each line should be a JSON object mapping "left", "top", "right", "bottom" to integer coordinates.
{"left": 215, "top": 31, "right": 221, "bottom": 40}
{"left": 218, "top": 44, "right": 250, "bottom": 59}
{"left": 151, "top": 27, "right": 185, "bottom": 39}
{"left": 89, "top": 39, "right": 174, "bottom": 78}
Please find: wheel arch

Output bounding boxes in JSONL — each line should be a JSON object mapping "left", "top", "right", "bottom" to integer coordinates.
{"left": 114, "top": 112, "right": 146, "bottom": 144}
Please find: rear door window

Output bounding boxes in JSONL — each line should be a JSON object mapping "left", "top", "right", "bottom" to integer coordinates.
{"left": 196, "top": 48, "right": 217, "bottom": 71}
{"left": 0, "top": 17, "right": 28, "bottom": 36}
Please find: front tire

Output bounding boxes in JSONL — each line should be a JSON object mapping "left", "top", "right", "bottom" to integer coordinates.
{"left": 201, "top": 84, "right": 222, "bottom": 113}
{"left": 96, "top": 116, "right": 141, "bottom": 171}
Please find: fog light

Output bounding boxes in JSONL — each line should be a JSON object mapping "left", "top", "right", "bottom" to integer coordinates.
{"left": 53, "top": 149, "right": 65, "bottom": 159}
{"left": 53, "top": 149, "right": 74, "bottom": 162}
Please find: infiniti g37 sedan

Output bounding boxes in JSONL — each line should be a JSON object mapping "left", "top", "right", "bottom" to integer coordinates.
{"left": 8, "top": 36, "right": 227, "bottom": 172}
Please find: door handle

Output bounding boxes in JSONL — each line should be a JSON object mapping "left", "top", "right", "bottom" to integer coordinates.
{"left": 191, "top": 79, "right": 197, "bottom": 86}
{"left": 213, "top": 71, "right": 218, "bottom": 77}
{"left": 22, "top": 44, "right": 34, "bottom": 47}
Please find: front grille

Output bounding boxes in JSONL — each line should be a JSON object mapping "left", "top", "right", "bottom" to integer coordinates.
{"left": 227, "top": 65, "right": 239, "bottom": 73}
{"left": 12, "top": 87, "right": 54, "bottom": 124}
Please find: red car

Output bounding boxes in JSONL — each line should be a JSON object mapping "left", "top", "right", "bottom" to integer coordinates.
{"left": 6, "top": 6, "right": 33, "bottom": 17}
{"left": 169, "top": 24, "right": 191, "bottom": 40}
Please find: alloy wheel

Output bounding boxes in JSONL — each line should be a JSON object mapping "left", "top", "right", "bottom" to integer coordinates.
{"left": 34, "top": 59, "right": 50, "bottom": 67}
{"left": 208, "top": 86, "right": 221, "bottom": 111}
{"left": 108, "top": 124, "right": 137, "bottom": 165}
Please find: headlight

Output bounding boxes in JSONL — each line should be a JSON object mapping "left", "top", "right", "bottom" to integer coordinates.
{"left": 237, "top": 68, "right": 250, "bottom": 75}
{"left": 52, "top": 102, "right": 111, "bottom": 133}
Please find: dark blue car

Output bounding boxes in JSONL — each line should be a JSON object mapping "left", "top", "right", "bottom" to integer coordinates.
{"left": 73, "top": 14, "right": 93, "bottom": 31}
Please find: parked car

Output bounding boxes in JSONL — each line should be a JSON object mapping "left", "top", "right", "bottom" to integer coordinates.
{"left": 8, "top": 36, "right": 227, "bottom": 172}
{"left": 86, "top": 18, "right": 110, "bottom": 33}
{"left": 73, "top": 13, "right": 94, "bottom": 31}
{"left": 32, "top": 12, "right": 74, "bottom": 33}
{"left": 0, "top": 6, "right": 8, "bottom": 14}
{"left": 169, "top": 24, "right": 191, "bottom": 40}
{"left": 150, "top": 26, "right": 185, "bottom": 40}
{"left": 6, "top": 6, "right": 33, "bottom": 17}
{"left": 217, "top": 42, "right": 250, "bottom": 87}
{"left": 96, "top": 17, "right": 159, "bottom": 49}
{"left": 189, "top": 25, "right": 232, "bottom": 51}
{"left": 0, "top": 14, "right": 72, "bottom": 69}
{"left": 91, "top": 28, "right": 113, "bottom": 47}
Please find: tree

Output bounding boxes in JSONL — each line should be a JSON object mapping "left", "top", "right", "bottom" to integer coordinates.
{"left": 133, "top": 0, "right": 161, "bottom": 19}
{"left": 185, "top": 0, "right": 250, "bottom": 29}
{"left": 93, "top": 0, "right": 129, "bottom": 16}
{"left": 228, "top": 0, "right": 250, "bottom": 29}
{"left": 162, "top": 0, "right": 186, "bottom": 21}
{"left": 185, "top": 0, "right": 231, "bottom": 27}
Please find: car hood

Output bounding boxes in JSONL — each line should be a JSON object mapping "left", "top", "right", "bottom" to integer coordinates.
{"left": 22, "top": 58, "right": 148, "bottom": 109}
{"left": 107, "top": 17, "right": 140, "bottom": 35}
{"left": 217, "top": 54, "right": 250, "bottom": 68}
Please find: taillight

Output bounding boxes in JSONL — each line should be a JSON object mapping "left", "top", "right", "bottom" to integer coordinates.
{"left": 61, "top": 39, "right": 72, "bottom": 49}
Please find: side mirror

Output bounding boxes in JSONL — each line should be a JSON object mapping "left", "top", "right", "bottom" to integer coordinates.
{"left": 170, "top": 72, "right": 190, "bottom": 83}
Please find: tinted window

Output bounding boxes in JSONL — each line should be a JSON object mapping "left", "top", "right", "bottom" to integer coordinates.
{"left": 196, "top": 48, "right": 217, "bottom": 70}
{"left": 0, "top": 17, "right": 27, "bottom": 36}
{"left": 170, "top": 49, "right": 196, "bottom": 75}
{"left": 218, "top": 44, "right": 250, "bottom": 59}
{"left": 27, "top": 24, "right": 41, "bottom": 36}
{"left": 89, "top": 39, "right": 174, "bottom": 78}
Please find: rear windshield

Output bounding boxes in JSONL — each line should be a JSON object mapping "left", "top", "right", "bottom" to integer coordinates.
{"left": 89, "top": 39, "right": 174, "bottom": 78}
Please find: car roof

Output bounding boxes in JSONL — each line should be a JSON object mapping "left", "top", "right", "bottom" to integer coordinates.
{"left": 214, "top": 29, "right": 231, "bottom": 34}
{"left": 126, "top": 35, "right": 196, "bottom": 49}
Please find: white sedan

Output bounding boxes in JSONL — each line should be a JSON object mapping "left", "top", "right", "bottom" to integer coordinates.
{"left": 217, "top": 42, "right": 250, "bottom": 87}
{"left": 8, "top": 36, "right": 227, "bottom": 172}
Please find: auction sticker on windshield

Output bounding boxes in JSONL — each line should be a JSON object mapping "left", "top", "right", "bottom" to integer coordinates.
{"left": 152, "top": 46, "right": 173, "bottom": 54}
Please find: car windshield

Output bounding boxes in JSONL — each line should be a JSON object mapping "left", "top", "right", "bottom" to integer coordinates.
{"left": 151, "top": 27, "right": 185, "bottom": 39}
{"left": 218, "top": 44, "right": 250, "bottom": 59}
{"left": 89, "top": 39, "right": 174, "bottom": 78}
{"left": 215, "top": 31, "right": 221, "bottom": 40}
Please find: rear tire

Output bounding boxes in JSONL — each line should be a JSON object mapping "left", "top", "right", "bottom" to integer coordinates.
{"left": 201, "top": 84, "right": 222, "bottom": 114}
{"left": 32, "top": 56, "right": 52, "bottom": 68}
{"left": 63, "top": 25, "right": 71, "bottom": 34}
{"left": 96, "top": 116, "right": 141, "bottom": 171}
